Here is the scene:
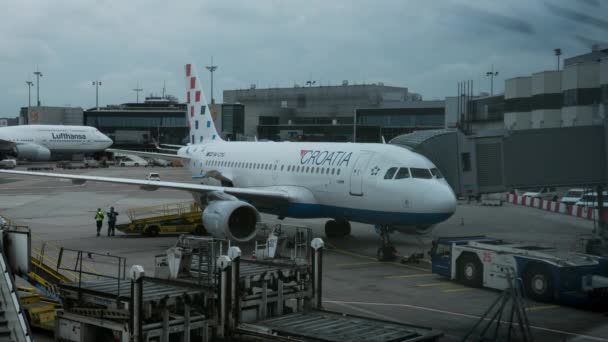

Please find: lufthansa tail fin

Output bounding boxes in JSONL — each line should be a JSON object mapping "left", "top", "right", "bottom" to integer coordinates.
{"left": 184, "top": 63, "right": 223, "bottom": 144}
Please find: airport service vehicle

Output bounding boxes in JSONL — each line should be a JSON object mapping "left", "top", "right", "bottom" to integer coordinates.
{"left": 431, "top": 236, "right": 608, "bottom": 306}
{"left": 0, "top": 125, "right": 112, "bottom": 161}
{"left": 115, "top": 201, "right": 204, "bottom": 236}
{"left": 83, "top": 158, "right": 99, "bottom": 168}
{"left": 560, "top": 188, "right": 585, "bottom": 205}
{"left": 521, "top": 187, "right": 557, "bottom": 200}
{"left": 0, "top": 63, "right": 457, "bottom": 260}
{"left": 0, "top": 159, "right": 16, "bottom": 169}
{"left": 147, "top": 172, "right": 161, "bottom": 181}
{"left": 114, "top": 153, "right": 148, "bottom": 167}
{"left": 574, "top": 191, "right": 608, "bottom": 209}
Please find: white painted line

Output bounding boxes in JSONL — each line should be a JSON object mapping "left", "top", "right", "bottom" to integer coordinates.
{"left": 324, "top": 300, "right": 608, "bottom": 342}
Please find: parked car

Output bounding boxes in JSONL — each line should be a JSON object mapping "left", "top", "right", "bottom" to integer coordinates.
{"left": 152, "top": 158, "right": 171, "bottom": 167}
{"left": 118, "top": 160, "right": 138, "bottom": 167}
{"left": 83, "top": 159, "right": 99, "bottom": 168}
{"left": 55, "top": 160, "right": 72, "bottom": 169}
{"left": 560, "top": 188, "right": 586, "bottom": 205}
{"left": 575, "top": 192, "right": 608, "bottom": 208}
{"left": 147, "top": 173, "right": 161, "bottom": 181}
{"left": 521, "top": 187, "right": 557, "bottom": 200}
{"left": 0, "top": 159, "right": 17, "bottom": 169}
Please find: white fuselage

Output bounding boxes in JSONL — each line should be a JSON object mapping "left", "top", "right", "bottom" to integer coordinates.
{"left": 0, "top": 125, "right": 113, "bottom": 155}
{"left": 179, "top": 141, "right": 457, "bottom": 229}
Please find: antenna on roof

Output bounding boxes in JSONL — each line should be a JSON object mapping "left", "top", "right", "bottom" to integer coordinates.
{"left": 162, "top": 81, "right": 166, "bottom": 98}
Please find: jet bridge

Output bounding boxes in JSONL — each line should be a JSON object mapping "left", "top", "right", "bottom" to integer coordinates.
{"left": 391, "top": 125, "right": 607, "bottom": 196}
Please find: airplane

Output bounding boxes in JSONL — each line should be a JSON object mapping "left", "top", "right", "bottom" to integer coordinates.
{"left": 0, "top": 64, "right": 456, "bottom": 261}
{"left": 0, "top": 125, "right": 113, "bottom": 161}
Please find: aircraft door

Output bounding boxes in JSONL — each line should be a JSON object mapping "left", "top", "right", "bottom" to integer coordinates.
{"left": 349, "top": 151, "right": 372, "bottom": 196}
{"left": 272, "top": 160, "right": 280, "bottom": 185}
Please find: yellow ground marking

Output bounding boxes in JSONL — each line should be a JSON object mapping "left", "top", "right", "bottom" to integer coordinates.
{"left": 384, "top": 273, "right": 435, "bottom": 279}
{"left": 328, "top": 247, "right": 429, "bottom": 272}
{"left": 336, "top": 261, "right": 382, "bottom": 267}
{"left": 416, "top": 282, "right": 451, "bottom": 287}
{"left": 442, "top": 287, "right": 475, "bottom": 293}
{"left": 526, "top": 305, "right": 560, "bottom": 312}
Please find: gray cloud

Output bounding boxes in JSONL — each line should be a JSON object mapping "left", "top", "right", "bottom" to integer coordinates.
{"left": 0, "top": 0, "right": 606, "bottom": 116}
{"left": 544, "top": 2, "right": 608, "bottom": 31}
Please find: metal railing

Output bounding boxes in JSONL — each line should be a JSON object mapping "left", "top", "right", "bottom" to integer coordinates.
{"left": 254, "top": 223, "right": 312, "bottom": 264}
{"left": 57, "top": 248, "right": 127, "bottom": 304}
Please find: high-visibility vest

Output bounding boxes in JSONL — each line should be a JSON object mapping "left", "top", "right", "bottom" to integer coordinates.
{"left": 95, "top": 211, "right": 104, "bottom": 221}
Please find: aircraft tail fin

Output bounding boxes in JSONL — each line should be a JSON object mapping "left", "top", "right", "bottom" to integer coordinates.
{"left": 184, "top": 63, "right": 223, "bottom": 144}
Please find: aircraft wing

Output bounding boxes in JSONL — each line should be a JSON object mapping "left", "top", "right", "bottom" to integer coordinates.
{"left": 0, "top": 170, "right": 288, "bottom": 206}
{"left": 106, "top": 148, "right": 189, "bottom": 162}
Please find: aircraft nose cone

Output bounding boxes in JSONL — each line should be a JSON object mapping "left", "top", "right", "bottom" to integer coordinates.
{"left": 437, "top": 186, "right": 457, "bottom": 216}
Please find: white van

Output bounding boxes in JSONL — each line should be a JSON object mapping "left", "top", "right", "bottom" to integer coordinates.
{"left": 560, "top": 188, "right": 585, "bottom": 205}
{"left": 147, "top": 173, "right": 161, "bottom": 181}
{"left": 0, "top": 159, "right": 17, "bottom": 169}
{"left": 575, "top": 192, "right": 608, "bottom": 209}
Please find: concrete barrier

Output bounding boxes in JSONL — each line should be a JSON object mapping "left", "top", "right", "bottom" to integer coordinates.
{"left": 505, "top": 193, "right": 597, "bottom": 222}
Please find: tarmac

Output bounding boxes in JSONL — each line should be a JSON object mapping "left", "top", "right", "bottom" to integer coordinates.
{"left": 1, "top": 165, "right": 607, "bottom": 341}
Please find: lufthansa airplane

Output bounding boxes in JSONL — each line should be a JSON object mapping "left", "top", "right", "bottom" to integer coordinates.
{"left": 0, "top": 64, "right": 456, "bottom": 260}
{"left": 0, "top": 125, "right": 113, "bottom": 161}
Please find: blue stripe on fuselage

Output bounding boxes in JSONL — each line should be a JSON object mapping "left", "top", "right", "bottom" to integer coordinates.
{"left": 261, "top": 202, "right": 453, "bottom": 226}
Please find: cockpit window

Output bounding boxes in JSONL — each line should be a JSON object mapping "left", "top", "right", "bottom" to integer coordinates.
{"left": 410, "top": 168, "right": 432, "bottom": 179}
{"left": 395, "top": 168, "right": 410, "bottom": 179}
{"left": 384, "top": 167, "right": 397, "bottom": 179}
{"left": 430, "top": 168, "right": 443, "bottom": 179}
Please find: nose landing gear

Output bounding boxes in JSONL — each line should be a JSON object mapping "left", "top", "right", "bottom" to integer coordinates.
{"left": 376, "top": 225, "right": 397, "bottom": 261}
{"left": 324, "top": 219, "right": 351, "bottom": 238}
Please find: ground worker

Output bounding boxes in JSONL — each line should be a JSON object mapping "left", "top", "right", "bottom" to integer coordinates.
{"left": 94, "top": 208, "right": 104, "bottom": 236}
{"left": 107, "top": 207, "right": 119, "bottom": 236}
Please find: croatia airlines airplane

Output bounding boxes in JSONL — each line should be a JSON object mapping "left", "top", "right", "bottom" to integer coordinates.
{"left": 0, "top": 64, "right": 456, "bottom": 260}
{"left": 0, "top": 125, "right": 113, "bottom": 161}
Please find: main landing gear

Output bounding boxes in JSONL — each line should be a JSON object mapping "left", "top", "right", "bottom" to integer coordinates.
{"left": 376, "top": 225, "right": 397, "bottom": 261}
{"left": 324, "top": 219, "right": 351, "bottom": 238}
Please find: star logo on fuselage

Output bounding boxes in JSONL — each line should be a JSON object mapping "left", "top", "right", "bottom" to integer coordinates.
{"left": 371, "top": 166, "right": 380, "bottom": 176}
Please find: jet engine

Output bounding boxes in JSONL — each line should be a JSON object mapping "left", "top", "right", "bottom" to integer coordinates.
{"left": 202, "top": 200, "right": 260, "bottom": 242}
{"left": 16, "top": 143, "right": 51, "bottom": 161}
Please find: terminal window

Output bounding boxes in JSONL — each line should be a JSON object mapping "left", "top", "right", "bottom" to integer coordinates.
{"left": 461, "top": 153, "right": 471, "bottom": 172}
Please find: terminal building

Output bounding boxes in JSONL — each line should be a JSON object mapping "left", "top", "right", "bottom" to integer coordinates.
{"left": 83, "top": 96, "right": 188, "bottom": 149}
{"left": 223, "top": 83, "right": 445, "bottom": 142}
{"left": 393, "top": 47, "right": 608, "bottom": 197}
{"left": 18, "top": 106, "right": 84, "bottom": 126}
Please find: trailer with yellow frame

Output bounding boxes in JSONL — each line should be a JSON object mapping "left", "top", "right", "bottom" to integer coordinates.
{"left": 115, "top": 201, "right": 205, "bottom": 237}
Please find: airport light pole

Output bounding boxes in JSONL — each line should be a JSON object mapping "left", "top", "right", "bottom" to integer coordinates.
{"left": 133, "top": 82, "right": 143, "bottom": 104}
{"left": 353, "top": 108, "right": 357, "bottom": 143}
{"left": 485, "top": 66, "right": 498, "bottom": 96}
{"left": 554, "top": 48, "right": 562, "bottom": 71}
{"left": 25, "top": 81, "right": 33, "bottom": 108}
{"left": 92, "top": 81, "right": 102, "bottom": 110}
{"left": 206, "top": 57, "right": 218, "bottom": 104}
{"left": 33, "top": 69, "right": 43, "bottom": 106}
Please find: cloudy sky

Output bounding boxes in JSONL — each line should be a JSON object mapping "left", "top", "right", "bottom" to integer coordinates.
{"left": 1, "top": 0, "right": 606, "bottom": 116}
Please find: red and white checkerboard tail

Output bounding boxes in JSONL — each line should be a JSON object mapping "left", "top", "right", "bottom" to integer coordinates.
{"left": 184, "top": 63, "right": 223, "bottom": 144}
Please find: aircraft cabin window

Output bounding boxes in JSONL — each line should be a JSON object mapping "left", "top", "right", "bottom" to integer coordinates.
{"left": 281, "top": 165, "right": 284, "bottom": 171}
{"left": 337, "top": 169, "right": 341, "bottom": 175}
{"left": 384, "top": 167, "right": 398, "bottom": 179}
{"left": 395, "top": 168, "right": 410, "bottom": 179}
{"left": 331, "top": 168, "right": 335, "bottom": 175}
{"left": 410, "top": 168, "right": 432, "bottom": 179}
{"left": 274, "top": 165, "right": 277, "bottom": 170}
{"left": 430, "top": 168, "right": 443, "bottom": 179}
